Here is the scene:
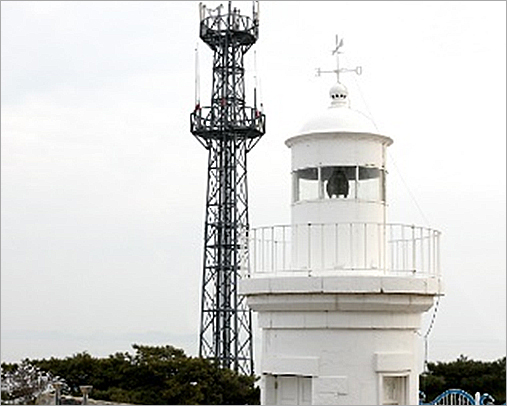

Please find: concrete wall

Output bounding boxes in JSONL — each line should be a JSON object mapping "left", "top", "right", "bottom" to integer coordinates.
{"left": 241, "top": 275, "right": 442, "bottom": 405}
{"left": 260, "top": 327, "right": 420, "bottom": 405}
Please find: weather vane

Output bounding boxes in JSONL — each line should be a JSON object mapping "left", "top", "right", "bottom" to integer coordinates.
{"left": 316, "top": 35, "right": 362, "bottom": 83}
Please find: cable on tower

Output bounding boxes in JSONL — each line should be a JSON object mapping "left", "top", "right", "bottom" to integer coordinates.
{"left": 345, "top": 52, "right": 433, "bottom": 229}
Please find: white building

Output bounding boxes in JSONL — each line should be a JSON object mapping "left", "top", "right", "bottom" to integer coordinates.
{"left": 239, "top": 42, "right": 444, "bottom": 405}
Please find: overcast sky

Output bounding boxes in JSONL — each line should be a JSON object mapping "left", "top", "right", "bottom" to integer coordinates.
{"left": 1, "top": 1, "right": 505, "bottom": 369}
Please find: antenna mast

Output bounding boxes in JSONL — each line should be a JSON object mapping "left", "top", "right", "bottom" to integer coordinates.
{"left": 190, "top": 0, "right": 265, "bottom": 375}
{"left": 194, "top": 43, "right": 200, "bottom": 109}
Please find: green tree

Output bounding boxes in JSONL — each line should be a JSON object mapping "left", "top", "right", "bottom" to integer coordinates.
{"left": 420, "top": 355, "right": 506, "bottom": 404}
{"left": 24, "top": 344, "right": 259, "bottom": 405}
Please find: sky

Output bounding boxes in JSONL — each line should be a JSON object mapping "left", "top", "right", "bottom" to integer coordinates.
{"left": 1, "top": 1, "right": 505, "bottom": 370}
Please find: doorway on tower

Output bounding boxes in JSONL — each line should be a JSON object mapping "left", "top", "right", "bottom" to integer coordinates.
{"left": 380, "top": 374, "right": 408, "bottom": 405}
{"left": 265, "top": 374, "right": 312, "bottom": 405}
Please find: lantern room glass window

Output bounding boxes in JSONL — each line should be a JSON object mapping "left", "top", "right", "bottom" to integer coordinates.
{"left": 358, "top": 167, "right": 382, "bottom": 201}
{"left": 293, "top": 166, "right": 386, "bottom": 203}
{"left": 294, "top": 167, "right": 319, "bottom": 201}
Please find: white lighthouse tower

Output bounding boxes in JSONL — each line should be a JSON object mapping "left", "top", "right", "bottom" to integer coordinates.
{"left": 239, "top": 37, "right": 444, "bottom": 405}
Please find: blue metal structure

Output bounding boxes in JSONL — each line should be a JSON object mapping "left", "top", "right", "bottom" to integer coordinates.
{"left": 420, "top": 389, "right": 498, "bottom": 405}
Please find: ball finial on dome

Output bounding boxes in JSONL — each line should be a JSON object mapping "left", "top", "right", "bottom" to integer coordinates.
{"left": 329, "top": 82, "right": 349, "bottom": 107}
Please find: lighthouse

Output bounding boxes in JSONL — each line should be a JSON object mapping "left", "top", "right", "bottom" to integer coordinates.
{"left": 239, "top": 38, "right": 443, "bottom": 405}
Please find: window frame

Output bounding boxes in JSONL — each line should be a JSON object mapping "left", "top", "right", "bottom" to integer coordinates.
{"left": 292, "top": 165, "right": 386, "bottom": 203}
{"left": 378, "top": 373, "right": 409, "bottom": 406}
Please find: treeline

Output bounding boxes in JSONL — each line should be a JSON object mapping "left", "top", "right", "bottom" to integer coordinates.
{"left": 2, "top": 348, "right": 505, "bottom": 405}
{"left": 2, "top": 344, "right": 259, "bottom": 405}
{"left": 420, "top": 355, "right": 506, "bottom": 404}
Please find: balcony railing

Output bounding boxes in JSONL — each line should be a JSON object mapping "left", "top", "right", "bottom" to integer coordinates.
{"left": 190, "top": 106, "right": 266, "bottom": 140}
{"left": 241, "top": 223, "right": 441, "bottom": 278}
{"left": 199, "top": 5, "right": 259, "bottom": 47}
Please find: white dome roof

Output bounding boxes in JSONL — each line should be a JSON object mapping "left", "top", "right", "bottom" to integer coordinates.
{"left": 297, "top": 82, "right": 379, "bottom": 136}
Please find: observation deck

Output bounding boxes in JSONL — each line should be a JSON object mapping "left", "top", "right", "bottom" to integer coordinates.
{"left": 241, "top": 222, "right": 441, "bottom": 278}
{"left": 190, "top": 105, "right": 266, "bottom": 142}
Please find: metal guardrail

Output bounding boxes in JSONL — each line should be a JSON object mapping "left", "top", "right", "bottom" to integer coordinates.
{"left": 420, "top": 389, "right": 497, "bottom": 405}
{"left": 190, "top": 106, "right": 266, "bottom": 138}
{"left": 200, "top": 13, "right": 259, "bottom": 40}
{"left": 242, "top": 222, "right": 441, "bottom": 277}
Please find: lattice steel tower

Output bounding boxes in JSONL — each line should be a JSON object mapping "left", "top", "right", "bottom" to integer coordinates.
{"left": 190, "top": 1, "right": 265, "bottom": 375}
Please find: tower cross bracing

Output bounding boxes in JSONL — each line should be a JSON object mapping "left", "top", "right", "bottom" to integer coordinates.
{"left": 190, "top": 1, "right": 265, "bottom": 375}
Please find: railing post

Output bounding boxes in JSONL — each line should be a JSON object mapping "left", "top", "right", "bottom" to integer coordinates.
{"left": 420, "top": 227, "right": 424, "bottom": 273}
{"left": 350, "top": 223, "right": 354, "bottom": 270}
{"left": 434, "top": 231, "right": 439, "bottom": 277}
{"left": 428, "top": 228, "right": 431, "bottom": 276}
{"left": 390, "top": 225, "right": 394, "bottom": 273}
{"left": 271, "top": 226, "right": 275, "bottom": 272}
{"left": 282, "top": 225, "right": 286, "bottom": 271}
{"left": 430, "top": 229, "right": 434, "bottom": 276}
{"left": 261, "top": 227, "right": 264, "bottom": 272}
{"left": 321, "top": 223, "right": 325, "bottom": 271}
{"left": 307, "top": 223, "right": 311, "bottom": 271}
{"left": 364, "top": 223, "right": 368, "bottom": 270}
{"left": 294, "top": 224, "right": 298, "bottom": 271}
{"left": 383, "top": 223, "right": 387, "bottom": 274}
{"left": 401, "top": 225, "right": 406, "bottom": 271}
{"left": 335, "top": 223, "right": 339, "bottom": 268}
{"left": 437, "top": 231, "right": 441, "bottom": 277}
{"left": 252, "top": 228, "right": 256, "bottom": 277}
{"left": 412, "top": 225, "right": 416, "bottom": 273}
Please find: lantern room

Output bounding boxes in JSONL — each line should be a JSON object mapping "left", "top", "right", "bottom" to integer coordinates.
{"left": 286, "top": 81, "right": 393, "bottom": 226}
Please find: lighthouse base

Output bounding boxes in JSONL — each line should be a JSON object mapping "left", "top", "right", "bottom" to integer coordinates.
{"left": 239, "top": 275, "right": 443, "bottom": 405}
